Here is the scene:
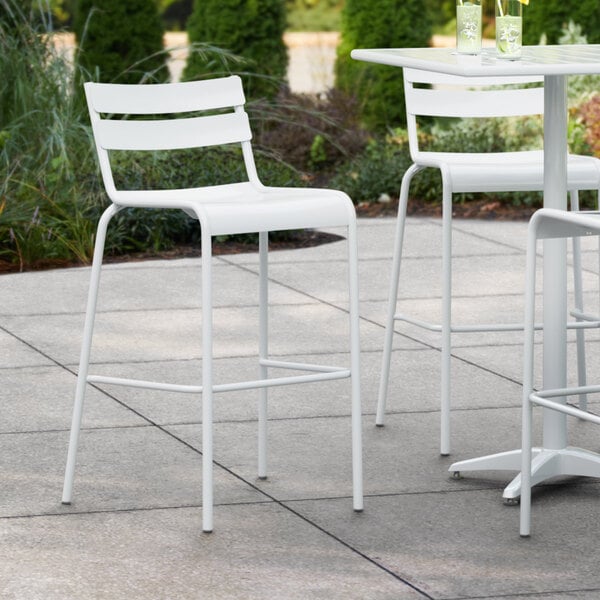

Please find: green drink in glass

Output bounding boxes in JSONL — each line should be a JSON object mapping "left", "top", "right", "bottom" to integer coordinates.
{"left": 456, "top": 0, "right": 482, "bottom": 55}
{"left": 496, "top": 0, "right": 523, "bottom": 59}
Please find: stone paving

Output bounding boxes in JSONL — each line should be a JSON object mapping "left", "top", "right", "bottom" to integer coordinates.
{"left": 2, "top": 216, "right": 600, "bottom": 599}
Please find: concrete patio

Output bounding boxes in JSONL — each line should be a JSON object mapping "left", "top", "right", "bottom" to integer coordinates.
{"left": 1, "top": 215, "right": 600, "bottom": 599}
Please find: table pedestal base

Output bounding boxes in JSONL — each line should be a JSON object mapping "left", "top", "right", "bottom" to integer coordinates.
{"left": 449, "top": 446, "right": 600, "bottom": 500}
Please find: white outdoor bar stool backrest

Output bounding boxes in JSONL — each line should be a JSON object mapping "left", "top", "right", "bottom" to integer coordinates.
{"left": 402, "top": 68, "right": 544, "bottom": 162}
{"left": 84, "top": 75, "right": 259, "bottom": 201}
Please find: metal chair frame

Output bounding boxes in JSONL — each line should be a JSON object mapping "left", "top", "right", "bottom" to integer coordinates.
{"left": 62, "top": 76, "right": 363, "bottom": 533}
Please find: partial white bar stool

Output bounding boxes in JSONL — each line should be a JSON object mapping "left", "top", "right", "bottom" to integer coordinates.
{"left": 377, "top": 68, "right": 600, "bottom": 455}
{"left": 521, "top": 208, "right": 600, "bottom": 537}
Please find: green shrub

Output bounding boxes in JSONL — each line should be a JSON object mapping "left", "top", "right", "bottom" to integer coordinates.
{"left": 330, "top": 132, "right": 412, "bottom": 204}
{"left": 524, "top": 0, "right": 600, "bottom": 45}
{"left": 335, "top": 0, "right": 432, "bottom": 131}
{"left": 74, "top": 0, "right": 168, "bottom": 83}
{"left": 184, "top": 0, "right": 288, "bottom": 100}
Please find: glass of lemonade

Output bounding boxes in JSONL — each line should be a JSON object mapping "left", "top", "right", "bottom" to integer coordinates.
{"left": 456, "top": 0, "right": 482, "bottom": 55}
{"left": 496, "top": 0, "right": 523, "bottom": 59}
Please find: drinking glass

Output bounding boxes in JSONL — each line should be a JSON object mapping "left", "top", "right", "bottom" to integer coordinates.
{"left": 496, "top": 0, "right": 522, "bottom": 59}
{"left": 456, "top": 0, "right": 482, "bottom": 55}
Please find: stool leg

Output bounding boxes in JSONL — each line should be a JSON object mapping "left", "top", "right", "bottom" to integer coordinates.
{"left": 347, "top": 218, "right": 363, "bottom": 511}
{"left": 570, "top": 191, "right": 588, "bottom": 411}
{"left": 201, "top": 230, "right": 214, "bottom": 533}
{"left": 258, "top": 231, "right": 268, "bottom": 480}
{"left": 62, "top": 204, "right": 118, "bottom": 505}
{"left": 520, "top": 395, "right": 533, "bottom": 537}
{"left": 440, "top": 168, "right": 453, "bottom": 456}
{"left": 520, "top": 219, "right": 538, "bottom": 537}
{"left": 376, "top": 164, "right": 421, "bottom": 426}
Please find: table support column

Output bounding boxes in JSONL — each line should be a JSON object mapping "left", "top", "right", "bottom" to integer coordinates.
{"left": 541, "top": 74, "right": 568, "bottom": 450}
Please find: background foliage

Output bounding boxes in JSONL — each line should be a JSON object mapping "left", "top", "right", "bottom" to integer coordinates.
{"left": 523, "top": 0, "right": 600, "bottom": 45}
{"left": 73, "top": 0, "right": 168, "bottom": 84}
{"left": 184, "top": 0, "right": 288, "bottom": 100}
{"left": 2, "top": 0, "right": 600, "bottom": 273}
{"left": 335, "top": 0, "right": 432, "bottom": 131}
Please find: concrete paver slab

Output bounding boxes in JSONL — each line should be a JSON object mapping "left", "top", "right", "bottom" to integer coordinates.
{"left": 1, "top": 365, "right": 145, "bottom": 433}
{"left": 367, "top": 346, "right": 523, "bottom": 414}
{"left": 2, "top": 302, "right": 387, "bottom": 365}
{"left": 290, "top": 485, "right": 600, "bottom": 599}
{"left": 0, "top": 504, "right": 424, "bottom": 600}
{"left": 0, "top": 261, "right": 312, "bottom": 316}
{"left": 1, "top": 426, "right": 262, "bottom": 518}
{"left": 224, "top": 218, "right": 519, "bottom": 266}
{"left": 166, "top": 407, "right": 540, "bottom": 502}
{"left": 0, "top": 328, "right": 53, "bottom": 368}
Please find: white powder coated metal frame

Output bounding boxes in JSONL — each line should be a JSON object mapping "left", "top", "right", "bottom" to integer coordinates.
{"left": 373, "top": 67, "right": 600, "bottom": 457}
{"left": 352, "top": 45, "right": 600, "bottom": 501}
{"left": 520, "top": 208, "right": 600, "bottom": 536}
{"left": 62, "top": 75, "right": 363, "bottom": 533}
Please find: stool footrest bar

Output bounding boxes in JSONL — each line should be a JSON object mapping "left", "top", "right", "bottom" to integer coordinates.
{"left": 87, "top": 368, "right": 351, "bottom": 395}
{"left": 394, "top": 313, "right": 600, "bottom": 333}
{"left": 530, "top": 390, "right": 600, "bottom": 425}
{"left": 570, "top": 309, "right": 600, "bottom": 325}
{"left": 259, "top": 358, "right": 348, "bottom": 373}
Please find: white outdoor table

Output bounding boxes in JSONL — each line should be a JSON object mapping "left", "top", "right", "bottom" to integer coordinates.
{"left": 352, "top": 45, "right": 600, "bottom": 501}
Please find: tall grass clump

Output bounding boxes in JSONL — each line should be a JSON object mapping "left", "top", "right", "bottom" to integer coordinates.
{"left": 0, "top": 0, "right": 101, "bottom": 271}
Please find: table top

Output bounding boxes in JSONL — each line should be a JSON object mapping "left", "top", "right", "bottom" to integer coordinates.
{"left": 351, "top": 45, "right": 600, "bottom": 77}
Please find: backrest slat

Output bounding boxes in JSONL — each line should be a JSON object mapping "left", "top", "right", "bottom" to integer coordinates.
{"left": 405, "top": 86, "right": 544, "bottom": 118}
{"left": 85, "top": 76, "right": 245, "bottom": 114}
{"left": 403, "top": 67, "right": 543, "bottom": 88}
{"left": 403, "top": 67, "right": 545, "bottom": 158}
{"left": 96, "top": 111, "right": 252, "bottom": 151}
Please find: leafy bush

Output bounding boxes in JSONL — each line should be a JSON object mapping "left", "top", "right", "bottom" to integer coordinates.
{"left": 578, "top": 95, "right": 600, "bottom": 158}
{"left": 184, "top": 0, "right": 288, "bottom": 100}
{"left": 524, "top": 0, "right": 600, "bottom": 45}
{"left": 335, "top": 0, "right": 432, "bottom": 131}
{"left": 74, "top": 0, "right": 168, "bottom": 84}
{"left": 330, "top": 132, "right": 412, "bottom": 204}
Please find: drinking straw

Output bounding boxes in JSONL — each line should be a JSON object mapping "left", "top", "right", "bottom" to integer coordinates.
{"left": 497, "top": 0, "right": 504, "bottom": 16}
